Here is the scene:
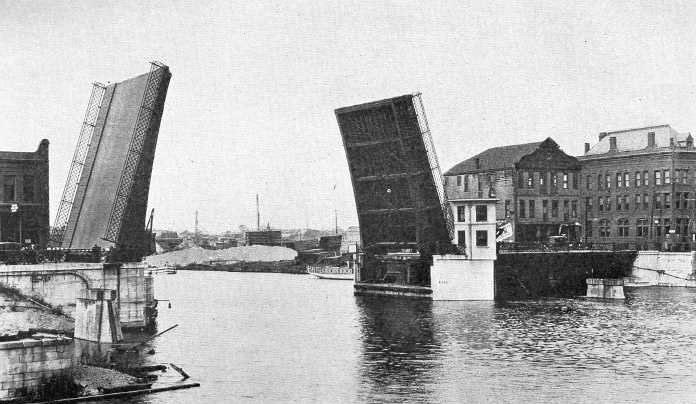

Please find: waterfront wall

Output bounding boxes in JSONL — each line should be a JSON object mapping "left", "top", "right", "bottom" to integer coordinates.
{"left": 0, "top": 262, "right": 155, "bottom": 329}
{"left": 628, "top": 251, "right": 696, "bottom": 287}
{"left": 431, "top": 255, "right": 494, "bottom": 300}
{"left": 0, "top": 335, "right": 73, "bottom": 400}
{"left": 495, "top": 251, "right": 637, "bottom": 299}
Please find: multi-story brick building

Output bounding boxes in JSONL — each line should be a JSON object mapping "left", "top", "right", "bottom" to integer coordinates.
{"left": 579, "top": 124, "right": 696, "bottom": 250}
{"left": 0, "top": 140, "right": 49, "bottom": 248}
{"left": 444, "top": 138, "right": 581, "bottom": 242}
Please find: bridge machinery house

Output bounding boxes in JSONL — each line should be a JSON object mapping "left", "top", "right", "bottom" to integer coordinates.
{"left": 579, "top": 125, "right": 696, "bottom": 250}
{"left": 0, "top": 140, "right": 49, "bottom": 248}
{"left": 444, "top": 137, "right": 581, "bottom": 243}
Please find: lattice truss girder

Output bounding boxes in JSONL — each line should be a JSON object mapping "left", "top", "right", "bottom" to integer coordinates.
{"left": 51, "top": 83, "right": 106, "bottom": 244}
{"left": 103, "top": 62, "right": 167, "bottom": 243}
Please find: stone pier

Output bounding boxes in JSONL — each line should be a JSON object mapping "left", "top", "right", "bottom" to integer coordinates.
{"left": 0, "top": 335, "right": 74, "bottom": 400}
{"left": 586, "top": 278, "right": 625, "bottom": 299}
{"left": 74, "top": 288, "right": 123, "bottom": 343}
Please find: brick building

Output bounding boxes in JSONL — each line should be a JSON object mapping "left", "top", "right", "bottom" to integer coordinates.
{"left": 579, "top": 124, "right": 696, "bottom": 250}
{"left": 0, "top": 140, "right": 49, "bottom": 248}
{"left": 444, "top": 138, "right": 581, "bottom": 242}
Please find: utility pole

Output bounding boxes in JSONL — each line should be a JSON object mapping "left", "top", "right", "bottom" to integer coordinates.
{"left": 256, "top": 194, "right": 260, "bottom": 231}
{"left": 335, "top": 210, "right": 338, "bottom": 235}
{"left": 195, "top": 210, "right": 199, "bottom": 243}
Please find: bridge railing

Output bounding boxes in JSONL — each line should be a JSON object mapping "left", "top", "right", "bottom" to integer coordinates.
{"left": 0, "top": 249, "right": 102, "bottom": 265}
{"left": 497, "top": 242, "right": 639, "bottom": 253}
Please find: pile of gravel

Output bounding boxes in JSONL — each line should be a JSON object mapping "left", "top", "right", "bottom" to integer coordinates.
{"left": 144, "top": 245, "right": 297, "bottom": 267}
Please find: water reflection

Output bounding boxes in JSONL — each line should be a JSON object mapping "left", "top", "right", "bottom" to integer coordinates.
{"left": 355, "top": 296, "right": 441, "bottom": 402}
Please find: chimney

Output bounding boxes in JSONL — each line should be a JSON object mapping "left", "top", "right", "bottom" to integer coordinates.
{"left": 584, "top": 142, "right": 590, "bottom": 153}
{"left": 598, "top": 132, "right": 608, "bottom": 141}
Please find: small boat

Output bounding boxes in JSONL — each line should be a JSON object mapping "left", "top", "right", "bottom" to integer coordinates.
{"left": 307, "top": 265, "right": 354, "bottom": 280}
{"left": 165, "top": 268, "right": 177, "bottom": 274}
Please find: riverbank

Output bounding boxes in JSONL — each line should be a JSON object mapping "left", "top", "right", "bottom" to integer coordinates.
{"left": 180, "top": 260, "right": 307, "bottom": 274}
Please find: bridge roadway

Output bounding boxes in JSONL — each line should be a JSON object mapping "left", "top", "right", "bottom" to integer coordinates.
{"left": 0, "top": 261, "right": 155, "bottom": 329}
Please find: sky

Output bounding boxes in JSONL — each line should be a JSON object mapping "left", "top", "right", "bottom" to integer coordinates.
{"left": 4, "top": 1, "right": 696, "bottom": 233}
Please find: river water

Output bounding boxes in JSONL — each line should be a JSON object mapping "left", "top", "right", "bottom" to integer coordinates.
{"left": 119, "top": 271, "right": 696, "bottom": 403}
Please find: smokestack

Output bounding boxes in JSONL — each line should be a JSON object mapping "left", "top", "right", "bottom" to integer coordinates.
{"left": 584, "top": 143, "right": 590, "bottom": 153}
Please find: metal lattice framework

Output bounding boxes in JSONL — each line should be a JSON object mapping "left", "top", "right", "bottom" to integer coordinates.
{"left": 413, "top": 93, "right": 454, "bottom": 239}
{"left": 51, "top": 83, "right": 106, "bottom": 244}
{"left": 103, "top": 62, "right": 167, "bottom": 243}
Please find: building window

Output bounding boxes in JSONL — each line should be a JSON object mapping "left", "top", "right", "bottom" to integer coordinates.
{"left": 539, "top": 172, "right": 546, "bottom": 186}
{"left": 526, "top": 172, "right": 533, "bottom": 188}
{"left": 476, "top": 205, "right": 487, "bottom": 222}
{"left": 529, "top": 200, "right": 536, "bottom": 218}
{"left": 676, "top": 192, "right": 682, "bottom": 209}
{"left": 623, "top": 195, "right": 629, "bottom": 211}
{"left": 606, "top": 174, "right": 611, "bottom": 189}
{"left": 572, "top": 172, "right": 578, "bottom": 190}
{"left": 22, "top": 176, "right": 34, "bottom": 203}
{"left": 552, "top": 200, "right": 558, "bottom": 217}
{"left": 464, "top": 175, "right": 469, "bottom": 192}
{"left": 586, "top": 220, "right": 593, "bottom": 238}
{"left": 656, "top": 219, "right": 662, "bottom": 237}
{"left": 571, "top": 200, "right": 577, "bottom": 217}
{"left": 635, "top": 194, "right": 641, "bottom": 210}
{"left": 598, "top": 174, "right": 603, "bottom": 190}
{"left": 616, "top": 173, "right": 622, "bottom": 188}
{"left": 636, "top": 219, "right": 648, "bottom": 237}
{"left": 505, "top": 200, "right": 511, "bottom": 218}
{"left": 664, "top": 193, "right": 671, "bottom": 209}
{"left": 519, "top": 199, "right": 526, "bottom": 218}
{"left": 586, "top": 175, "right": 591, "bottom": 190}
{"left": 563, "top": 200, "right": 569, "bottom": 220}
{"left": 655, "top": 170, "right": 662, "bottom": 185}
{"left": 457, "top": 230, "right": 466, "bottom": 247}
{"left": 598, "top": 196, "right": 604, "bottom": 212}
{"left": 685, "top": 192, "right": 691, "bottom": 209}
{"left": 476, "top": 230, "right": 488, "bottom": 247}
{"left": 617, "top": 219, "right": 629, "bottom": 237}
{"left": 681, "top": 169, "right": 688, "bottom": 184}
{"left": 624, "top": 172, "right": 630, "bottom": 188}
{"left": 552, "top": 173, "right": 558, "bottom": 189}
{"left": 606, "top": 196, "right": 612, "bottom": 211}
{"left": 615, "top": 195, "right": 621, "bottom": 211}
{"left": 664, "top": 218, "right": 671, "bottom": 235}
{"left": 3, "top": 176, "right": 16, "bottom": 201}
{"left": 643, "top": 170, "right": 649, "bottom": 186}
{"left": 457, "top": 206, "right": 466, "bottom": 222}
{"left": 648, "top": 131, "right": 656, "bottom": 147}
{"left": 635, "top": 172, "right": 641, "bottom": 187}
{"left": 456, "top": 176, "right": 462, "bottom": 186}
{"left": 599, "top": 219, "right": 610, "bottom": 238}
{"left": 655, "top": 194, "right": 662, "bottom": 209}
{"left": 610, "top": 136, "right": 617, "bottom": 150}
{"left": 563, "top": 173, "right": 569, "bottom": 189}
{"left": 664, "top": 170, "right": 671, "bottom": 184}
{"left": 643, "top": 194, "right": 649, "bottom": 210}
{"left": 585, "top": 197, "right": 593, "bottom": 216}
{"left": 542, "top": 200, "right": 549, "bottom": 220}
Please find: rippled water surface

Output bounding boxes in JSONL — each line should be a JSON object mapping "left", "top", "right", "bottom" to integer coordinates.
{"left": 122, "top": 271, "right": 696, "bottom": 403}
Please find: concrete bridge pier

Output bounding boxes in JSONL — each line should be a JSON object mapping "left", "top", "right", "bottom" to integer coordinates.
{"left": 74, "top": 288, "right": 123, "bottom": 343}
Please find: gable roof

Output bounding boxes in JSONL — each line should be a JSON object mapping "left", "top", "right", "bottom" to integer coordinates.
{"left": 445, "top": 138, "right": 554, "bottom": 175}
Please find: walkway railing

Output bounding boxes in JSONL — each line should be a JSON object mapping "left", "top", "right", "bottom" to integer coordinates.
{"left": 497, "top": 242, "right": 639, "bottom": 252}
